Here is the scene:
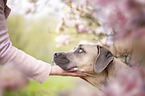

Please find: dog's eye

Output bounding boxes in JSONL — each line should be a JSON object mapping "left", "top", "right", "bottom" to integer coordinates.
{"left": 75, "top": 48, "right": 86, "bottom": 54}
{"left": 78, "top": 49, "right": 83, "bottom": 53}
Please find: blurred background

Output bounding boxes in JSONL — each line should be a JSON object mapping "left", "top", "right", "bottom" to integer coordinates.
{"left": 1, "top": 0, "right": 145, "bottom": 96}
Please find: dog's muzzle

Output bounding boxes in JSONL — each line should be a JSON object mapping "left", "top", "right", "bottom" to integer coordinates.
{"left": 53, "top": 52, "right": 70, "bottom": 70}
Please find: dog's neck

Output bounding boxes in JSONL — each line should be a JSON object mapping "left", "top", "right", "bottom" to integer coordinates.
{"left": 81, "top": 68, "right": 108, "bottom": 90}
{"left": 81, "top": 58, "right": 130, "bottom": 90}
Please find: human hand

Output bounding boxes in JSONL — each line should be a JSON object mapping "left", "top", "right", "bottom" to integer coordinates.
{"left": 50, "top": 65, "right": 86, "bottom": 77}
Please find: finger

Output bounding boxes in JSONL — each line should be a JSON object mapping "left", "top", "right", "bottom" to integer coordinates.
{"left": 61, "top": 73, "right": 86, "bottom": 77}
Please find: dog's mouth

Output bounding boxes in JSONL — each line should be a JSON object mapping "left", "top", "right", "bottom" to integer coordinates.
{"left": 52, "top": 59, "right": 77, "bottom": 71}
{"left": 52, "top": 52, "right": 77, "bottom": 70}
{"left": 53, "top": 55, "right": 70, "bottom": 65}
{"left": 67, "top": 66, "right": 78, "bottom": 70}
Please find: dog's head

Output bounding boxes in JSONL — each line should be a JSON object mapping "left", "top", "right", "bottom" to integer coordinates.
{"left": 53, "top": 44, "right": 114, "bottom": 74}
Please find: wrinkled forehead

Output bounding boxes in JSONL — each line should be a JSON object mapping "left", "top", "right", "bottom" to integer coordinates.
{"left": 76, "top": 44, "right": 97, "bottom": 52}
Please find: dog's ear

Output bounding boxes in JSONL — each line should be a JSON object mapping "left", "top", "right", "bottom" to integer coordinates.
{"left": 94, "top": 45, "right": 114, "bottom": 73}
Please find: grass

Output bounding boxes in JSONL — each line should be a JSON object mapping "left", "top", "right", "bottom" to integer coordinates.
{"left": 4, "top": 76, "right": 78, "bottom": 96}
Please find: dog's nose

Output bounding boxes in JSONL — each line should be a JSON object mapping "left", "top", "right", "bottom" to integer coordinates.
{"left": 54, "top": 52, "right": 62, "bottom": 58}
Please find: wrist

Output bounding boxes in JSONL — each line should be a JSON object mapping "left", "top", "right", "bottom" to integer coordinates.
{"left": 50, "top": 66, "right": 55, "bottom": 75}
{"left": 50, "top": 66, "right": 59, "bottom": 75}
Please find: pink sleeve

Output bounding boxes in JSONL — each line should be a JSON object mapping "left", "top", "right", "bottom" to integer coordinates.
{"left": 0, "top": 0, "right": 51, "bottom": 84}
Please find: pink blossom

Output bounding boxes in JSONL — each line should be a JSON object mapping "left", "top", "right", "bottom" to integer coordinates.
{"left": 76, "top": 24, "right": 88, "bottom": 33}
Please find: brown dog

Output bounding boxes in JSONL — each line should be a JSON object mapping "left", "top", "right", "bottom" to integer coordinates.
{"left": 52, "top": 44, "right": 131, "bottom": 90}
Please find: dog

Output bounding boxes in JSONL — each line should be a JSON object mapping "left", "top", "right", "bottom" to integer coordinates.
{"left": 52, "top": 44, "right": 131, "bottom": 90}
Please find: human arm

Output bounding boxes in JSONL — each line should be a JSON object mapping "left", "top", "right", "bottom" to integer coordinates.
{"left": 0, "top": 0, "right": 51, "bottom": 84}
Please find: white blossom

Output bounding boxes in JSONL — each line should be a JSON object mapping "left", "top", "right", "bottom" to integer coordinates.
{"left": 55, "top": 34, "right": 72, "bottom": 47}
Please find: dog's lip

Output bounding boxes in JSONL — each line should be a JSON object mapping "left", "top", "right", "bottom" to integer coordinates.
{"left": 67, "top": 66, "right": 78, "bottom": 71}
{"left": 52, "top": 59, "right": 56, "bottom": 65}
